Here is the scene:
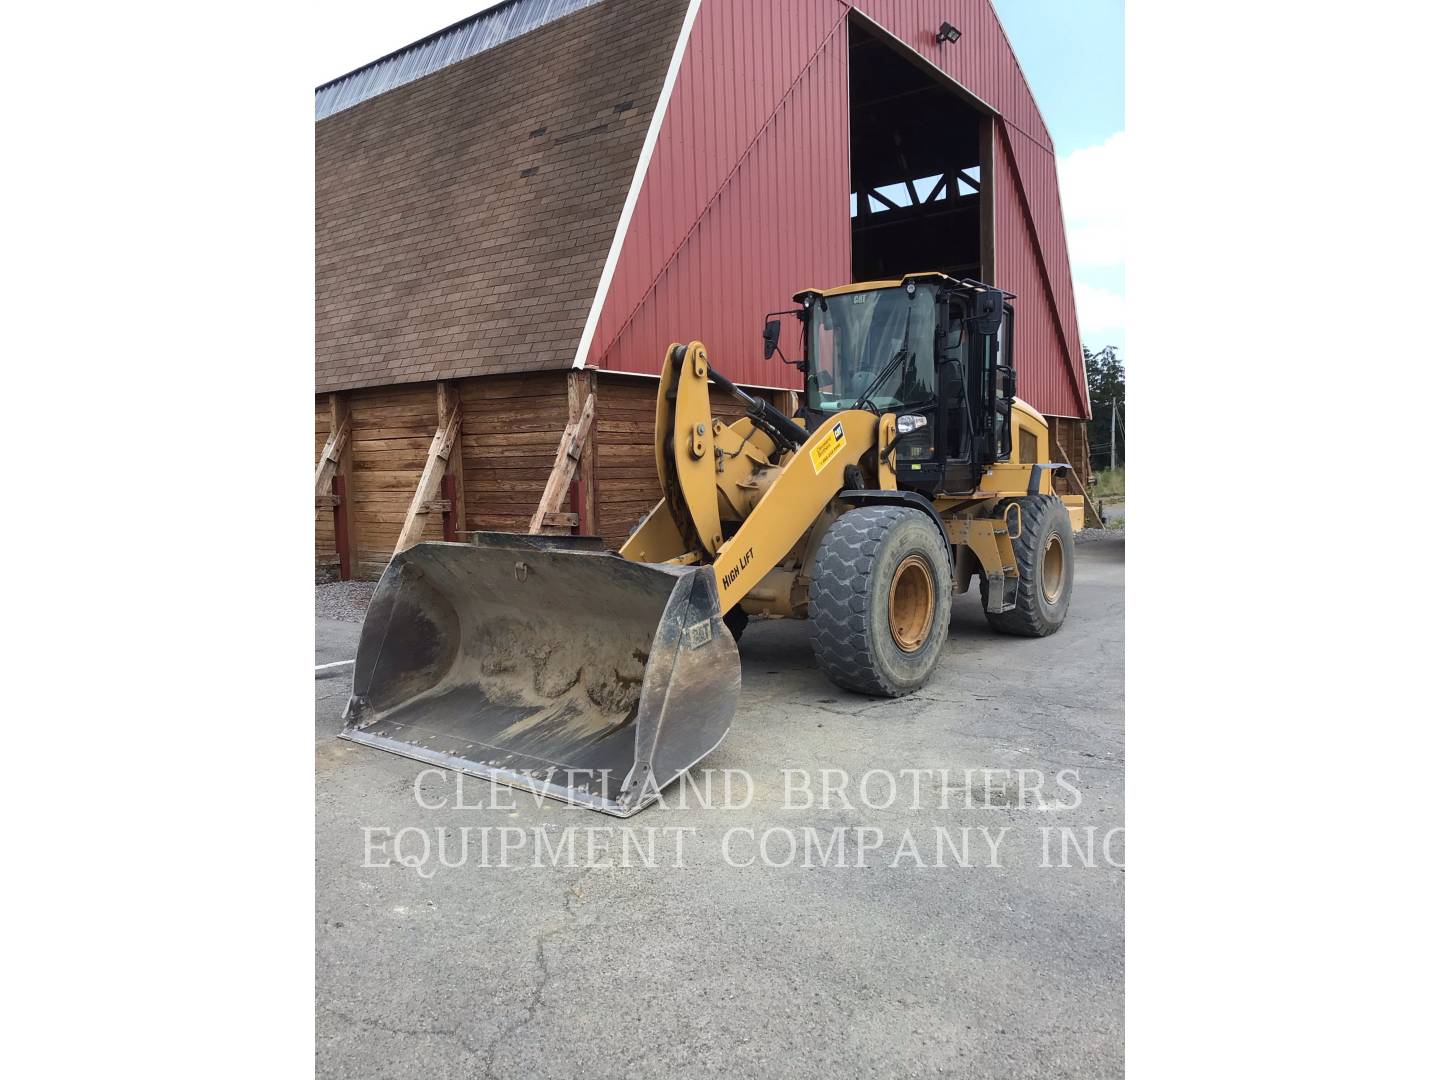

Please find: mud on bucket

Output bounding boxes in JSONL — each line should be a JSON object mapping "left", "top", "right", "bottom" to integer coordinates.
{"left": 339, "top": 538, "right": 741, "bottom": 815}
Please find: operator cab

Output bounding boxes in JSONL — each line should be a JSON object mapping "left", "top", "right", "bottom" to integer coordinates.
{"left": 786, "top": 273, "right": 1016, "bottom": 496}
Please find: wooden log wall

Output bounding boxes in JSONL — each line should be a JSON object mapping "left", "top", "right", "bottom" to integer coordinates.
{"left": 458, "top": 373, "right": 573, "bottom": 535}
{"left": 593, "top": 373, "right": 749, "bottom": 548}
{"left": 345, "top": 385, "right": 448, "bottom": 578}
{"left": 1046, "top": 415, "right": 1093, "bottom": 493}
{"left": 316, "top": 371, "right": 795, "bottom": 577}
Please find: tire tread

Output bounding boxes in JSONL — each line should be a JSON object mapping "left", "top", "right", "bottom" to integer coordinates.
{"left": 982, "top": 494, "right": 1070, "bottom": 637}
{"left": 808, "top": 506, "right": 937, "bottom": 696}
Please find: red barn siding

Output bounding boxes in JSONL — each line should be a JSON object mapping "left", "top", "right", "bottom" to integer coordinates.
{"left": 849, "top": 1, "right": 1086, "bottom": 416}
{"left": 847, "top": 1, "right": 1050, "bottom": 149}
{"left": 995, "top": 122, "right": 1087, "bottom": 416}
{"left": 991, "top": 122, "right": 1084, "bottom": 416}
{"left": 586, "top": 0, "right": 851, "bottom": 388}
{"left": 586, "top": 0, "right": 1086, "bottom": 417}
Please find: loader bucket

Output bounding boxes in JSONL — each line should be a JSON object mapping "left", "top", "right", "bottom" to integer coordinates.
{"left": 339, "top": 537, "right": 740, "bottom": 816}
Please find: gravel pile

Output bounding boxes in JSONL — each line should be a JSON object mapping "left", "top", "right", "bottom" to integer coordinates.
{"left": 316, "top": 580, "right": 377, "bottom": 623}
{"left": 1076, "top": 527, "right": 1123, "bottom": 543}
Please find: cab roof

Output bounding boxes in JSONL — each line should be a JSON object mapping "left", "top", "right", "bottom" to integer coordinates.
{"left": 792, "top": 272, "right": 990, "bottom": 303}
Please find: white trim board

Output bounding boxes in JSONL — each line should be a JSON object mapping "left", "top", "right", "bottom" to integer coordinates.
{"left": 571, "top": 0, "right": 706, "bottom": 371}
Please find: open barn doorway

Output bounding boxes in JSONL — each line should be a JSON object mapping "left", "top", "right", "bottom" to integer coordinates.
{"left": 848, "top": 16, "right": 992, "bottom": 283}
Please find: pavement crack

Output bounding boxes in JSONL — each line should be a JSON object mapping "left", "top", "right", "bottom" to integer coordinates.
{"left": 480, "top": 867, "right": 594, "bottom": 1078}
{"left": 320, "top": 1006, "right": 481, "bottom": 1053}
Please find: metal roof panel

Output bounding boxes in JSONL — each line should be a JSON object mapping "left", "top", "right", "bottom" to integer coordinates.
{"left": 315, "top": 0, "right": 605, "bottom": 120}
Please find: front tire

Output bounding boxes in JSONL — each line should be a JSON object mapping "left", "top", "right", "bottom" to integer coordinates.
{"left": 808, "top": 506, "right": 952, "bottom": 697}
{"left": 980, "top": 494, "right": 1074, "bottom": 636}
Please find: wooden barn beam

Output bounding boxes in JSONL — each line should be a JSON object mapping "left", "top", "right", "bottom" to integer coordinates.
{"left": 317, "top": 393, "right": 356, "bottom": 580}
{"left": 866, "top": 187, "right": 902, "bottom": 212}
{"left": 437, "top": 381, "right": 466, "bottom": 541}
{"left": 567, "top": 370, "right": 597, "bottom": 534}
{"left": 393, "top": 383, "right": 463, "bottom": 555}
{"left": 978, "top": 116, "right": 995, "bottom": 283}
{"left": 529, "top": 387, "right": 595, "bottom": 535}
{"left": 314, "top": 393, "right": 351, "bottom": 501}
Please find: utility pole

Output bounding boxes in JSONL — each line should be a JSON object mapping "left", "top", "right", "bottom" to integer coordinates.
{"left": 1110, "top": 397, "right": 1117, "bottom": 471}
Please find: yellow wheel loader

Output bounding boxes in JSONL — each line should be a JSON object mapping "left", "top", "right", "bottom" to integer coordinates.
{"left": 341, "top": 273, "right": 1077, "bottom": 815}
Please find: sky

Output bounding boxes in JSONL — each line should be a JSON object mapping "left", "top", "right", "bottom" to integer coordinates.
{"left": 313, "top": 0, "right": 1125, "bottom": 353}
{"left": 992, "top": 0, "right": 1125, "bottom": 354}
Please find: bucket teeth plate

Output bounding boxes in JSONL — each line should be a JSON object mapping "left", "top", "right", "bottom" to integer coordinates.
{"left": 339, "top": 539, "right": 740, "bottom": 816}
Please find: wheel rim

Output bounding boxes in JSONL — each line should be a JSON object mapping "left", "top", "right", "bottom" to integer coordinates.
{"left": 888, "top": 555, "right": 936, "bottom": 653}
{"left": 1041, "top": 533, "right": 1064, "bottom": 604}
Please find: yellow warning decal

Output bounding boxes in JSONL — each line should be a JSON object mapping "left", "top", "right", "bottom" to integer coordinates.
{"left": 809, "top": 420, "right": 846, "bottom": 474}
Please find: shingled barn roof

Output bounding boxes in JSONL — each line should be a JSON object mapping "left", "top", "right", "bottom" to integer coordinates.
{"left": 315, "top": 0, "right": 690, "bottom": 393}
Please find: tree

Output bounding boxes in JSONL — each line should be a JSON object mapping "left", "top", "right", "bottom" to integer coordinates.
{"left": 1084, "top": 345, "right": 1124, "bottom": 471}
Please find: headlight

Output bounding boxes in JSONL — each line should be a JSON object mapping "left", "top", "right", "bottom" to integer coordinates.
{"left": 895, "top": 414, "right": 933, "bottom": 461}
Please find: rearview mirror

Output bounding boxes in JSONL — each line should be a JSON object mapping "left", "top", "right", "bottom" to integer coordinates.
{"left": 762, "top": 319, "right": 782, "bottom": 359}
{"left": 973, "top": 289, "right": 1005, "bottom": 336}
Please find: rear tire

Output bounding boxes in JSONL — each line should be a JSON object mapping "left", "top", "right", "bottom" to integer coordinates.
{"left": 808, "top": 506, "right": 952, "bottom": 697}
{"left": 980, "top": 494, "right": 1073, "bottom": 636}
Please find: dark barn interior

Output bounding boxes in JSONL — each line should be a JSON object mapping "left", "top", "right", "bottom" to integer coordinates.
{"left": 848, "top": 17, "right": 992, "bottom": 284}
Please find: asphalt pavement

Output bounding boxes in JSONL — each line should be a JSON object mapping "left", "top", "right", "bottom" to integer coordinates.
{"left": 315, "top": 534, "right": 1125, "bottom": 1079}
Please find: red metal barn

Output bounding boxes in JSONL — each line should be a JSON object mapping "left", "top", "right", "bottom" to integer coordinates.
{"left": 316, "top": 0, "right": 1092, "bottom": 577}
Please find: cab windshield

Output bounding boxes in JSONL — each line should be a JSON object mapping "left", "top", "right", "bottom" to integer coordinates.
{"left": 804, "top": 285, "right": 937, "bottom": 413}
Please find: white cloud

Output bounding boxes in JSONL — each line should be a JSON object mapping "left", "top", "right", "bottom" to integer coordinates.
{"left": 1059, "top": 131, "right": 1126, "bottom": 271}
{"left": 1074, "top": 282, "right": 1125, "bottom": 343}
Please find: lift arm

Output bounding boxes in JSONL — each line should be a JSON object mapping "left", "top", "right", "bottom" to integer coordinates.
{"left": 624, "top": 339, "right": 883, "bottom": 613}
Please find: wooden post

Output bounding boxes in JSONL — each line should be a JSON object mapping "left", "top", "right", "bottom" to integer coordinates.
{"left": 978, "top": 115, "right": 995, "bottom": 282}
{"left": 314, "top": 392, "right": 352, "bottom": 501}
{"left": 393, "top": 382, "right": 463, "bottom": 555}
{"left": 440, "top": 473, "right": 458, "bottom": 542}
{"left": 529, "top": 389, "right": 595, "bottom": 534}
{"left": 320, "top": 393, "right": 357, "bottom": 580}
{"left": 569, "top": 370, "right": 597, "bottom": 534}
{"left": 438, "top": 381, "right": 466, "bottom": 538}
{"left": 332, "top": 473, "right": 352, "bottom": 580}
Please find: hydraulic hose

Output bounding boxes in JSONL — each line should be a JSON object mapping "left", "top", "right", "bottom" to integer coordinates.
{"left": 706, "top": 364, "right": 809, "bottom": 451}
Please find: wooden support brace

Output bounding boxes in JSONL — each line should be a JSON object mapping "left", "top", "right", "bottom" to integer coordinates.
{"left": 438, "top": 382, "right": 466, "bottom": 541}
{"left": 866, "top": 187, "right": 902, "bottom": 212}
{"left": 529, "top": 392, "right": 595, "bottom": 534}
{"left": 314, "top": 403, "right": 351, "bottom": 501}
{"left": 393, "top": 386, "right": 463, "bottom": 555}
{"left": 1049, "top": 435, "right": 1103, "bottom": 529}
{"left": 318, "top": 393, "right": 356, "bottom": 580}
{"left": 568, "top": 369, "right": 597, "bottom": 534}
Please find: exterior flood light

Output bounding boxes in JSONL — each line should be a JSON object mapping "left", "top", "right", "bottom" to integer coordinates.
{"left": 936, "top": 21, "right": 961, "bottom": 44}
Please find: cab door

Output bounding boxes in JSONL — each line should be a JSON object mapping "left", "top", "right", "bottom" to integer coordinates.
{"left": 981, "top": 305, "right": 1016, "bottom": 462}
